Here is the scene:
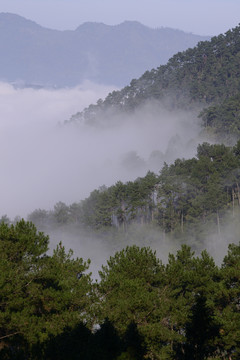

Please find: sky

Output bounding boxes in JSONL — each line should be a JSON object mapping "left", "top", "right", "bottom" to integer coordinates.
{"left": 0, "top": 0, "right": 239, "bottom": 36}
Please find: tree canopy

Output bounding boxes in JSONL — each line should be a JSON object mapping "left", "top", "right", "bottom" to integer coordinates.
{"left": 0, "top": 221, "right": 240, "bottom": 359}
{"left": 0, "top": 220, "right": 92, "bottom": 358}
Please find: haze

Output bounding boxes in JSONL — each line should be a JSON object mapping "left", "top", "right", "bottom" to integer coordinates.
{"left": 0, "top": 80, "right": 203, "bottom": 278}
{"left": 0, "top": 82, "right": 114, "bottom": 218}
{"left": 0, "top": 0, "right": 239, "bottom": 36}
{"left": 0, "top": 81, "right": 203, "bottom": 219}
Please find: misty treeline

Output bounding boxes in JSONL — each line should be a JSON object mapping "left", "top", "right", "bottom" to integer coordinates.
{"left": 1, "top": 219, "right": 240, "bottom": 359}
{"left": 24, "top": 141, "right": 240, "bottom": 247}
{"left": 67, "top": 24, "right": 240, "bottom": 143}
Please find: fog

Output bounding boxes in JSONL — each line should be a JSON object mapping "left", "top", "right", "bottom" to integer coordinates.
{"left": 47, "top": 224, "right": 178, "bottom": 279}
{"left": 1, "top": 80, "right": 237, "bottom": 276}
{"left": 0, "top": 81, "right": 204, "bottom": 220}
{"left": 48, "top": 212, "right": 239, "bottom": 279}
{"left": 0, "top": 81, "right": 116, "bottom": 218}
{"left": 0, "top": 80, "right": 207, "bottom": 276}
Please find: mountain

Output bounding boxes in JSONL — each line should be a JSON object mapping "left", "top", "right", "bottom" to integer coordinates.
{"left": 52, "top": 24, "right": 240, "bottom": 238}
{"left": 0, "top": 13, "right": 210, "bottom": 87}
{"left": 68, "top": 24, "right": 240, "bottom": 142}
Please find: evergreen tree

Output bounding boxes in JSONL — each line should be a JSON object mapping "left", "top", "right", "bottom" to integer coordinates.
{"left": 0, "top": 220, "right": 92, "bottom": 358}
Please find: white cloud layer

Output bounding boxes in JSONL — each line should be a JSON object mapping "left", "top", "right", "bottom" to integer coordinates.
{"left": 0, "top": 81, "right": 202, "bottom": 219}
{"left": 0, "top": 82, "right": 115, "bottom": 217}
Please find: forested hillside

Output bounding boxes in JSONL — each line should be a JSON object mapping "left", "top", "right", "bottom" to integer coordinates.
{"left": 27, "top": 141, "right": 240, "bottom": 250}
{"left": 27, "top": 25, "right": 240, "bottom": 252}
{"left": 68, "top": 24, "right": 240, "bottom": 142}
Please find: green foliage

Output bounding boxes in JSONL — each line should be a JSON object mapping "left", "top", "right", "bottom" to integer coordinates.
{"left": 0, "top": 220, "right": 92, "bottom": 357}
{"left": 184, "top": 294, "right": 220, "bottom": 360}
{"left": 97, "top": 245, "right": 167, "bottom": 359}
{"left": 216, "top": 244, "right": 240, "bottom": 359}
{"left": 0, "top": 221, "right": 240, "bottom": 358}
{"left": 93, "top": 243, "right": 240, "bottom": 359}
{"left": 200, "top": 93, "right": 240, "bottom": 142}
{"left": 27, "top": 142, "right": 240, "bottom": 250}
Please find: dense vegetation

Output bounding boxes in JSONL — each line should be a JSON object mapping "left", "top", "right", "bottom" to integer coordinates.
{"left": 1, "top": 220, "right": 240, "bottom": 359}
{"left": 68, "top": 25, "right": 240, "bottom": 142}
{"left": 26, "top": 141, "right": 240, "bottom": 250}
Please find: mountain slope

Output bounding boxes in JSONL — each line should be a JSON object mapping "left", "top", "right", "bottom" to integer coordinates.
{"left": 0, "top": 13, "right": 210, "bottom": 87}
{"left": 68, "top": 24, "right": 240, "bottom": 141}
{"left": 27, "top": 141, "right": 240, "bottom": 252}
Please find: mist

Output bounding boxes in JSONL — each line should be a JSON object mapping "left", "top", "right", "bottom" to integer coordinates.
{"left": 47, "top": 212, "right": 238, "bottom": 280}
{"left": 47, "top": 223, "right": 180, "bottom": 280}
{"left": 0, "top": 80, "right": 211, "bottom": 276}
{"left": 0, "top": 81, "right": 116, "bottom": 218}
{"left": 1, "top": 80, "right": 236, "bottom": 276}
{"left": 0, "top": 81, "right": 204, "bottom": 220}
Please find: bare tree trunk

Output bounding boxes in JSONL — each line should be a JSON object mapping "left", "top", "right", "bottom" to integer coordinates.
{"left": 162, "top": 215, "right": 166, "bottom": 240}
{"left": 121, "top": 201, "right": 127, "bottom": 232}
{"left": 217, "top": 209, "right": 221, "bottom": 236}
{"left": 181, "top": 210, "right": 184, "bottom": 233}
{"left": 232, "top": 188, "right": 235, "bottom": 217}
{"left": 237, "top": 182, "right": 240, "bottom": 206}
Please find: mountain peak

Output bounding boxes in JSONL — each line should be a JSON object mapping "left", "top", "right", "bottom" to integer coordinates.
{"left": 0, "top": 12, "right": 42, "bottom": 30}
{"left": 75, "top": 22, "right": 111, "bottom": 32}
{"left": 117, "top": 20, "right": 149, "bottom": 28}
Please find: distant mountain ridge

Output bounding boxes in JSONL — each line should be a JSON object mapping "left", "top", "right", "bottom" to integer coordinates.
{"left": 0, "top": 13, "right": 210, "bottom": 87}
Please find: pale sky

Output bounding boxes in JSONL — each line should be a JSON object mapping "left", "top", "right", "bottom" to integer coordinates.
{"left": 0, "top": 0, "right": 239, "bottom": 36}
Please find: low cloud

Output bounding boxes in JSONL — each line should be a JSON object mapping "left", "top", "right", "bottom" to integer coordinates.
{"left": 0, "top": 82, "right": 202, "bottom": 219}
{"left": 0, "top": 81, "right": 115, "bottom": 217}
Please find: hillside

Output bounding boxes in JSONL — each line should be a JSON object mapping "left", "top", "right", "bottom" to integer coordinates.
{"left": 32, "top": 24, "right": 240, "bottom": 249}
{"left": 0, "top": 13, "right": 210, "bottom": 87}
{"left": 68, "top": 24, "right": 240, "bottom": 142}
{"left": 27, "top": 141, "right": 240, "bottom": 252}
